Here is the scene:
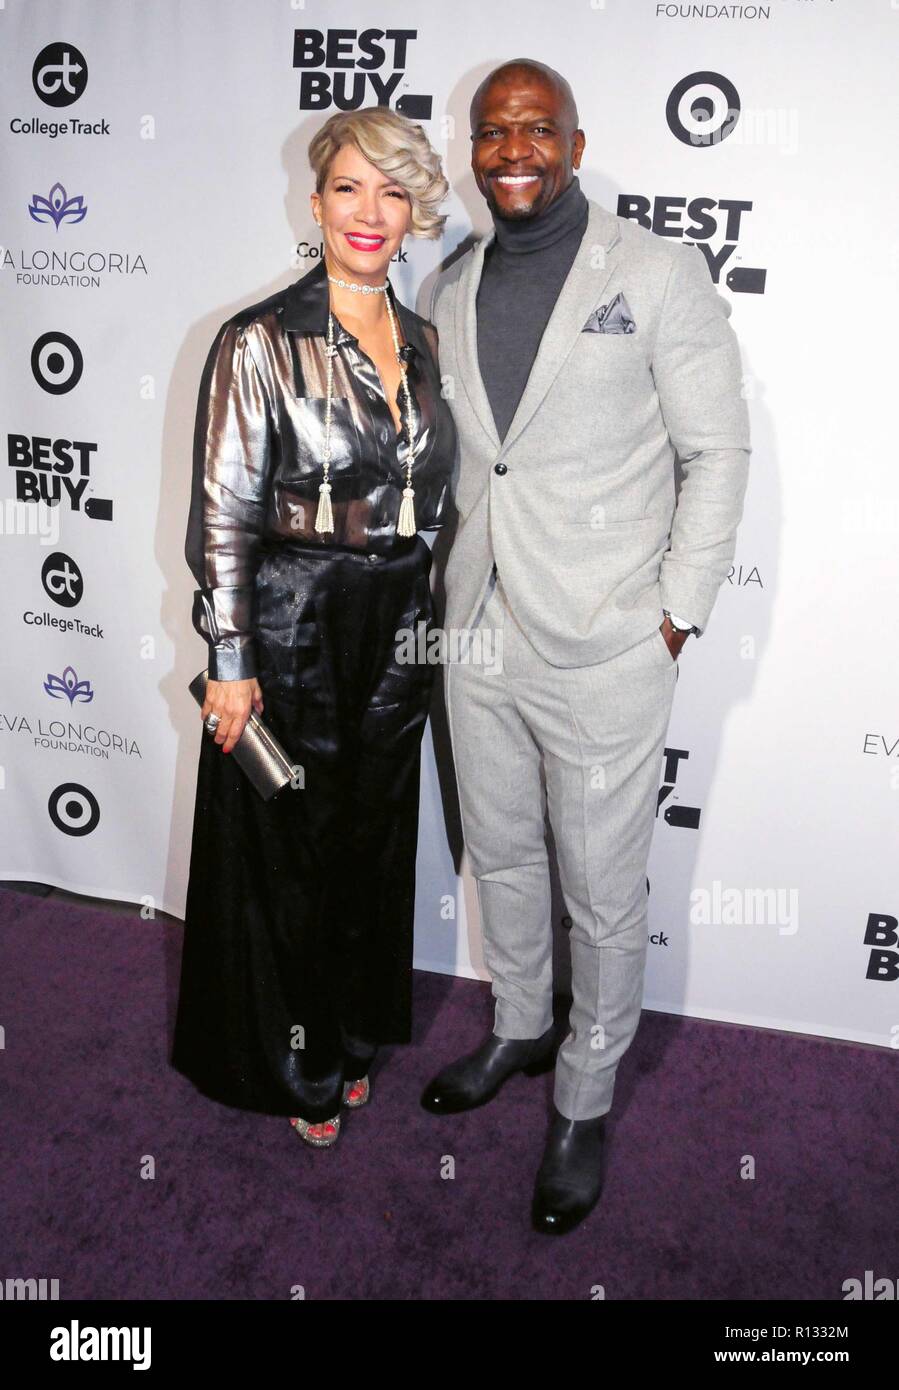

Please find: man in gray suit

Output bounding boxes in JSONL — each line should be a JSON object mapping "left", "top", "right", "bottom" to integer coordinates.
{"left": 420, "top": 59, "right": 751, "bottom": 1234}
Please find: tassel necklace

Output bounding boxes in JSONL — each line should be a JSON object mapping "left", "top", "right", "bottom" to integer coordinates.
{"left": 315, "top": 274, "right": 418, "bottom": 537}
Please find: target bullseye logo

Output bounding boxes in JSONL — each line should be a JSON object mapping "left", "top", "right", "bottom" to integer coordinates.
{"left": 31, "top": 331, "right": 83, "bottom": 394}
{"left": 666, "top": 72, "right": 740, "bottom": 147}
{"left": 48, "top": 782, "right": 100, "bottom": 837}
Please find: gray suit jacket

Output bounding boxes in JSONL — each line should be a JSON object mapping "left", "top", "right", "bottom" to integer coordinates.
{"left": 429, "top": 198, "right": 751, "bottom": 667}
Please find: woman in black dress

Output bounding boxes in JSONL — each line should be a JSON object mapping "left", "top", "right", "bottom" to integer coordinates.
{"left": 171, "top": 107, "right": 455, "bottom": 1146}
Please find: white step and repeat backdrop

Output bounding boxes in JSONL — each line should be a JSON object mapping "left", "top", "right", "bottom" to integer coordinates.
{"left": 2, "top": 1, "right": 897, "bottom": 1049}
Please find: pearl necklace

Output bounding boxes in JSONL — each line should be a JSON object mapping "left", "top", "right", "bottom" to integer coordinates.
{"left": 327, "top": 273, "right": 387, "bottom": 296}
{"left": 315, "top": 281, "right": 418, "bottom": 538}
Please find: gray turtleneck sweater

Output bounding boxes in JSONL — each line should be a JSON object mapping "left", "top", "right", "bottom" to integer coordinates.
{"left": 476, "top": 175, "right": 589, "bottom": 442}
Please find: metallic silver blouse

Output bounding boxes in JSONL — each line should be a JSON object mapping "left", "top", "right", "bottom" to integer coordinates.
{"left": 184, "top": 259, "right": 456, "bottom": 681}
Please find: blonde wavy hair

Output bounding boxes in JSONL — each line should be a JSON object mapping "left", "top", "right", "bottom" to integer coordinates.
{"left": 308, "top": 107, "right": 448, "bottom": 240}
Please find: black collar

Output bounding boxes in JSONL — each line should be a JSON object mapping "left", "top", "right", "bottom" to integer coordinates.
{"left": 282, "top": 258, "right": 418, "bottom": 360}
{"left": 490, "top": 175, "right": 589, "bottom": 256}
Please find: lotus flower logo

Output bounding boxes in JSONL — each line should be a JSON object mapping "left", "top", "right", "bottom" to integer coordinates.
{"left": 44, "top": 665, "right": 94, "bottom": 705}
{"left": 29, "top": 181, "right": 87, "bottom": 230}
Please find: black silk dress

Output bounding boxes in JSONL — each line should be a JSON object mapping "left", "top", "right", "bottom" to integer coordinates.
{"left": 171, "top": 261, "right": 456, "bottom": 1122}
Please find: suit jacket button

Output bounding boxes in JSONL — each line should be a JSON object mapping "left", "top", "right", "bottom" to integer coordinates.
{"left": 494, "top": 462, "right": 507, "bottom": 475}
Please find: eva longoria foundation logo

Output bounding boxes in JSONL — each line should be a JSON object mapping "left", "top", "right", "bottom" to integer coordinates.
{"left": 29, "top": 180, "right": 87, "bottom": 229}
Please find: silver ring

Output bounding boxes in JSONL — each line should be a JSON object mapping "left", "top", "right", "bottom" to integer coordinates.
{"left": 204, "top": 713, "right": 220, "bottom": 732}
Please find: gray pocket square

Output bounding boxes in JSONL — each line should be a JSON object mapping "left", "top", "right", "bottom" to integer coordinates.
{"left": 582, "top": 292, "right": 637, "bottom": 334}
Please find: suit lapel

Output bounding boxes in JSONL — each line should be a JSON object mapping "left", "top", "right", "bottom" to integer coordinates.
{"left": 453, "top": 229, "right": 500, "bottom": 451}
{"left": 453, "top": 200, "right": 623, "bottom": 457}
{"left": 497, "top": 200, "right": 622, "bottom": 457}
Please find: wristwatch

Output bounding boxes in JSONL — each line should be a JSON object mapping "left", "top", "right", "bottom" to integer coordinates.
{"left": 664, "top": 609, "right": 698, "bottom": 634}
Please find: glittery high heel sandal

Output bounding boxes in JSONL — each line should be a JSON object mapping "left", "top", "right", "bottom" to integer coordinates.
{"left": 342, "top": 1075, "right": 370, "bottom": 1108}
{"left": 289, "top": 1114, "right": 341, "bottom": 1147}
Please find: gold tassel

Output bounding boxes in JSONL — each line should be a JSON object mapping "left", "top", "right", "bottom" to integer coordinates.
{"left": 397, "top": 486, "right": 416, "bottom": 537}
{"left": 314, "top": 481, "right": 333, "bottom": 534}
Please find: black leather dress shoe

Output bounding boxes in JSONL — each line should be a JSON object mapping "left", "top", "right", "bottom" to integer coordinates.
{"left": 420, "top": 1026, "right": 556, "bottom": 1115}
{"left": 531, "top": 1106, "right": 607, "bottom": 1235}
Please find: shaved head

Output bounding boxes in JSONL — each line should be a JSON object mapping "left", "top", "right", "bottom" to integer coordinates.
{"left": 469, "top": 59, "right": 585, "bottom": 220}
{"left": 470, "top": 60, "right": 580, "bottom": 135}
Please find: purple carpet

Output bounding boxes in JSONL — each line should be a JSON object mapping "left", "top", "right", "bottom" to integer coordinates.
{"left": 0, "top": 884, "right": 892, "bottom": 1300}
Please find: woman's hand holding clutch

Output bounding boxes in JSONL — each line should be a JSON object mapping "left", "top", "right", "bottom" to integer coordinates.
{"left": 202, "top": 678, "right": 264, "bottom": 755}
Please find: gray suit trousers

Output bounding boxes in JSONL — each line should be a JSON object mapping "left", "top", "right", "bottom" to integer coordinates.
{"left": 445, "top": 566, "right": 679, "bottom": 1120}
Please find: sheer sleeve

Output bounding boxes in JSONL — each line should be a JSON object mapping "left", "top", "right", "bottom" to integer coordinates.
{"left": 184, "top": 320, "right": 273, "bottom": 681}
{"left": 421, "top": 320, "right": 439, "bottom": 363}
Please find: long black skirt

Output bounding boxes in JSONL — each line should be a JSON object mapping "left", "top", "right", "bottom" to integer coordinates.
{"left": 171, "top": 533, "right": 436, "bottom": 1122}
